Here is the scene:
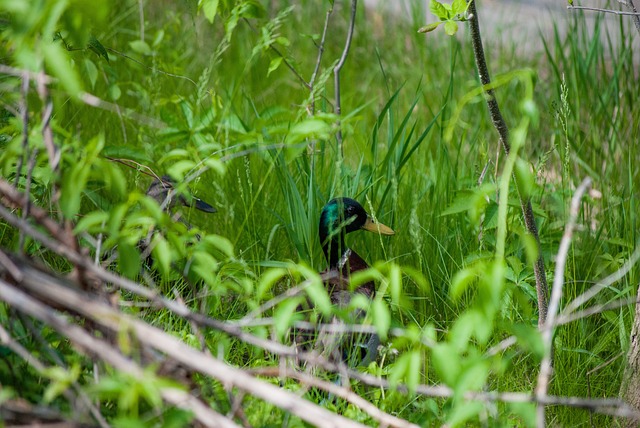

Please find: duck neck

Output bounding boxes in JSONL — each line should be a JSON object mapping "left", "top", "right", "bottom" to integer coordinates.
{"left": 320, "top": 229, "right": 348, "bottom": 269}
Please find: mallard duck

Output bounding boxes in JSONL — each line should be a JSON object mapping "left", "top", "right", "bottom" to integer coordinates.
{"left": 300, "top": 197, "right": 394, "bottom": 367}
{"left": 139, "top": 175, "right": 217, "bottom": 270}
{"left": 146, "top": 175, "right": 217, "bottom": 214}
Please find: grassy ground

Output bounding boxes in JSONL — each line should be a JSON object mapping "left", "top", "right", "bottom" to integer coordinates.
{"left": 2, "top": 0, "right": 640, "bottom": 426}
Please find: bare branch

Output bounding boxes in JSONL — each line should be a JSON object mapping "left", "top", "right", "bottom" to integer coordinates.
{"left": 0, "top": 262, "right": 370, "bottom": 428}
{"left": 249, "top": 367, "right": 420, "bottom": 428}
{"left": 310, "top": 6, "right": 334, "bottom": 115}
{"left": 562, "top": 244, "right": 640, "bottom": 316}
{"left": 567, "top": 5, "right": 640, "bottom": 16}
{"left": 535, "top": 177, "right": 592, "bottom": 427}
{"left": 35, "top": 71, "right": 60, "bottom": 171}
{"left": 0, "top": 279, "right": 241, "bottom": 428}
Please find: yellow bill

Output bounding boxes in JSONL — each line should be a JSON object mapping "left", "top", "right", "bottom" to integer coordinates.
{"left": 362, "top": 216, "right": 395, "bottom": 235}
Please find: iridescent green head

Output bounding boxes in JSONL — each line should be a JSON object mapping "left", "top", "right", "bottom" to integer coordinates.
{"left": 319, "top": 197, "right": 394, "bottom": 267}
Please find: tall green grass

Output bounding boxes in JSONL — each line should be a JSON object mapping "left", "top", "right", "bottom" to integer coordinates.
{"left": 2, "top": 0, "right": 639, "bottom": 425}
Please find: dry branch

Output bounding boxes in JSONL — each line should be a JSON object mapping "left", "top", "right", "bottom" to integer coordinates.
{"left": 0, "top": 279, "right": 241, "bottom": 428}
{"left": 535, "top": 177, "right": 592, "bottom": 427}
{"left": 0, "top": 255, "right": 369, "bottom": 428}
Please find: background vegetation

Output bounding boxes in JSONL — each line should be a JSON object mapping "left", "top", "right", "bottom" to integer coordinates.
{"left": 0, "top": 0, "right": 638, "bottom": 426}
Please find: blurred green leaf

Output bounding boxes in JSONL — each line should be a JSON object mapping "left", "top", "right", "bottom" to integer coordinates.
{"left": 267, "top": 57, "right": 283, "bottom": 76}
{"left": 450, "top": 265, "right": 478, "bottom": 301}
{"left": 129, "top": 40, "right": 151, "bottom": 55}
{"left": 257, "top": 267, "right": 287, "bottom": 300}
{"left": 444, "top": 20, "right": 458, "bottom": 36}
{"left": 43, "top": 42, "right": 82, "bottom": 96}
{"left": 432, "top": 343, "right": 459, "bottom": 385}
{"left": 371, "top": 298, "right": 390, "bottom": 341}
{"left": 418, "top": 22, "right": 442, "bottom": 33}
{"left": 118, "top": 240, "right": 141, "bottom": 279}
{"left": 88, "top": 35, "right": 109, "bottom": 61}
{"left": 200, "top": 0, "right": 219, "bottom": 23}
{"left": 429, "top": 0, "right": 449, "bottom": 20}
{"left": 152, "top": 234, "right": 171, "bottom": 276}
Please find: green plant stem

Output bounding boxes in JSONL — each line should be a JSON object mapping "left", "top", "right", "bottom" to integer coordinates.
{"left": 466, "top": 0, "right": 549, "bottom": 327}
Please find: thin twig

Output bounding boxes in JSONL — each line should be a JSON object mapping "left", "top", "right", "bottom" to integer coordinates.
{"left": 310, "top": 6, "right": 334, "bottom": 115}
{"left": 562, "top": 244, "right": 640, "bottom": 316}
{"left": 105, "top": 47, "right": 197, "bottom": 87}
{"left": 343, "top": 369, "right": 640, "bottom": 419}
{"left": 36, "top": 71, "right": 60, "bottom": 171}
{"left": 557, "top": 296, "right": 637, "bottom": 326}
{"left": 15, "top": 71, "right": 29, "bottom": 191}
{"left": 241, "top": 18, "right": 312, "bottom": 91}
{"left": 535, "top": 177, "right": 592, "bottom": 428}
{"left": 19, "top": 148, "right": 38, "bottom": 253}
{"left": 334, "top": 0, "right": 358, "bottom": 155}
{"left": 249, "top": 367, "right": 420, "bottom": 428}
{"left": 567, "top": 5, "right": 640, "bottom": 16}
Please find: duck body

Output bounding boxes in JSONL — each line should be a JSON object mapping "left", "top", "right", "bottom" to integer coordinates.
{"left": 139, "top": 175, "right": 217, "bottom": 276}
{"left": 146, "top": 175, "right": 217, "bottom": 214}
{"left": 310, "top": 197, "right": 394, "bottom": 367}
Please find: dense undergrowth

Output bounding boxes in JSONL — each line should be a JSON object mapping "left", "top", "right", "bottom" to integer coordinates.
{"left": 0, "top": 0, "right": 639, "bottom": 426}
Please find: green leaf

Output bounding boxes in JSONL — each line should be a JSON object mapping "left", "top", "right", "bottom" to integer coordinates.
{"left": 406, "top": 349, "right": 421, "bottom": 393}
{"left": 450, "top": 265, "right": 478, "bottom": 301}
{"left": 508, "top": 402, "right": 537, "bottom": 427}
{"left": 441, "top": 191, "right": 475, "bottom": 216}
{"left": 455, "top": 359, "right": 489, "bottom": 393}
{"left": 83, "top": 58, "right": 98, "bottom": 89}
{"left": 43, "top": 42, "right": 82, "bottom": 96}
{"left": 371, "top": 298, "right": 391, "bottom": 341}
{"left": 151, "top": 235, "right": 171, "bottom": 276}
{"left": 274, "top": 296, "right": 303, "bottom": 340}
{"left": 388, "top": 264, "right": 402, "bottom": 306}
{"left": 444, "top": 20, "right": 459, "bottom": 36}
{"left": 74, "top": 211, "right": 109, "bottom": 234}
{"left": 191, "top": 251, "right": 219, "bottom": 285}
{"left": 286, "top": 118, "right": 331, "bottom": 144}
{"left": 88, "top": 35, "right": 109, "bottom": 61}
{"left": 446, "top": 400, "right": 484, "bottom": 426}
{"left": 448, "top": 310, "right": 477, "bottom": 351}
{"left": 108, "top": 84, "right": 121, "bottom": 101}
{"left": 306, "top": 279, "right": 332, "bottom": 316}
{"left": 129, "top": 40, "right": 151, "bottom": 55}
{"left": 514, "top": 158, "right": 534, "bottom": 199}
{"left": 452, "top": 0, "right": 468, "bottom": 15}
{"left": 418, "top": 22, "right": 442, "bottom": 33}
{"left": 200, "top": 0, "right": 219, "bottom": 23}
{"left": 429, "top": 0, "right": 449, "bottom": 20}
{"left": 118, "top": 241, "right": 141, "bottom": 279}
{"left": 257, "top": 268, "right": 287, "bottom": 300}
{"left": 267, "top": 57, "right": 283, "bottom": 76}
{"left": 432, "top": 343, "right": 459, "bottom": 385}
{"left": 510, "top": 324, "right": 545, "bottom": 359}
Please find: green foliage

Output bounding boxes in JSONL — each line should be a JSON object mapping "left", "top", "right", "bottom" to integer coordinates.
{"left": 0, "top": 0, "right": 638, "bottom": 426}
{"left": 419, "top": 0, "right": 471, "bottom": 35}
